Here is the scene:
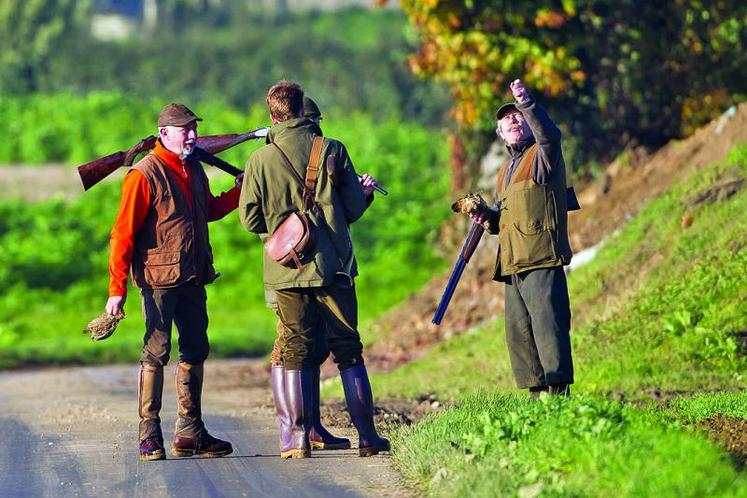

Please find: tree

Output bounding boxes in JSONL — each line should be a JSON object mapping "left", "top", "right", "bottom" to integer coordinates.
{"left": 0, "top": 0, "right": 92, "bottom": 94}
{"left": 388, "top": 0, "right": 747, "bottom": 182}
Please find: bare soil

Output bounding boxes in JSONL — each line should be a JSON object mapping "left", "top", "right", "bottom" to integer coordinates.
{"left": 699, "top": 414, "right": 747, "bottom": 468}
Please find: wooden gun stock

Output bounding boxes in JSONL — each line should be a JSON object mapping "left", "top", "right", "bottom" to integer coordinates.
{"left": 432, "top": 222, "right": 485, "bottom": 325}
{"left": 78, "top": 136, "right": 157, "bottom": 191}
{"left": 77, "top": 127, "right": 268, "bottom": 191}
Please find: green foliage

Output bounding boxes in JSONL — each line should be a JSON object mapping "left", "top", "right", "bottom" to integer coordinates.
{"left": 0, "top": 0, "right": 92, "bottom": 94}
{"left": 393, "top": 393, "right": 747, "bottom": 497}
{"left": 0, "top": 102, "right": 451, "bottom": 367}
{"left": 395, "top": 0, "right": 747, "bottom": 173}
{"left": 0, "top": 92, "right": 268, "bottom": 166}
{"left": 8, "top": 7, "right": 449, "bottom": 127}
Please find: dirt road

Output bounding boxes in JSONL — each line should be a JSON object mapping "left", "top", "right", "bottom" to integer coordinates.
{"left": 0, "top": 360, "right": 405, "bottom": 497}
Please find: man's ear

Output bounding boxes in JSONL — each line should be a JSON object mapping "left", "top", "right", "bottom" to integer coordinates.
{"left": 270, "top": 113, "right": 280, "bottom": 125}
{"left": 158, "top": 127, "right": 168, "bottom": 139}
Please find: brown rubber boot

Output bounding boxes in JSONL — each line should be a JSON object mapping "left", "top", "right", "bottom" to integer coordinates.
{"left": 280, "top": 369, "right": 312, "bottom": 459}
{"left": 171, "top": 362, "right": 232, "bottom": 458}
{"left": 138, "top": 363, "right": 165, "bottom": 461}
{"left": 309, "top": 367, "right": 351, "bottom": 450}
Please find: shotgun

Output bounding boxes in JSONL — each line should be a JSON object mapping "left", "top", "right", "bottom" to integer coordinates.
{"left": 77, "top": 127, "right": 269, "bottom": 191}
{"left": 432, "top": 221, "right": 485, "bottom": 325}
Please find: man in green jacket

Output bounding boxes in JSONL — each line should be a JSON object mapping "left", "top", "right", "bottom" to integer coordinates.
{"left": 240, "top": 80, "right": 389, "bottom": 459}
{"left": 267, "top": 96, "right": 352, "bottom": 453}
{"left": 473, "top": 78, "right": 574, "bottom": 397}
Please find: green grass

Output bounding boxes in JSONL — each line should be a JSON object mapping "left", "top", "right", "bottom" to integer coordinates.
{"left": 392, "top": 392, "right": 747, "bottom": 497}
{"left": 369, "top": 144, "right": 747, "bottom": 496}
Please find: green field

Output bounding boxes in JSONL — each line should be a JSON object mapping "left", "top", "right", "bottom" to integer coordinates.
{"left": 360, "top": 145, "right": 747, "bottom": 496}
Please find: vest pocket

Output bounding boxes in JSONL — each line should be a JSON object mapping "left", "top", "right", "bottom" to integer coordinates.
{"left": 508, "top": 223, "right": 557, "bottom": 267}
{"left": 143, "top": 250, "right": 181, "bottom": 287}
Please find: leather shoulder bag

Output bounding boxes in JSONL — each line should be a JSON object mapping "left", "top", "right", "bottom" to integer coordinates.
{"left": 264, "top": 136, "right": 324, "bottom": 269}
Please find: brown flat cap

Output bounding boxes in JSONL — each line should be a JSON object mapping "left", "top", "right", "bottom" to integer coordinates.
{"left": 158, "top": 103, "right": 202, "bottom": 127}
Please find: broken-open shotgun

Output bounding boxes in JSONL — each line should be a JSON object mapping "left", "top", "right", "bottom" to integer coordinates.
{"left": 432, "top": 221, "right": 485, "bottom": 325}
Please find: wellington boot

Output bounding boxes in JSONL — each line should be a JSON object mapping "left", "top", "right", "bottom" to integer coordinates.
{"left": 280, "top": 369, "right": 312, "bottom": 459}
{"left": 341, "top": 366, "right": 390, "bottom": 457}
{"left": 271, "top": 365, "right": 292, "bottom": 450}
{"left": 309, "top": 367, "right": 351, "bottom": 450}
{"left": 138, "top": 363, "right": 165, "bottom": 461}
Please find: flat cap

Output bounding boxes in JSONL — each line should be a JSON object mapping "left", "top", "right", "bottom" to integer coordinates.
{"left": 158, "top": 103, "right": 202, "bottom": 127}
{"left": 495, "top": 103, "right": 519, "bottom": 120}
{"left": 303, "top": 96, "right": 322, "bottom": 119}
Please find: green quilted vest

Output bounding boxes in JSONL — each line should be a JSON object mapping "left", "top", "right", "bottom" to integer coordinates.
{"left": 493, "top": 143, "right": 572, "bottom": 280}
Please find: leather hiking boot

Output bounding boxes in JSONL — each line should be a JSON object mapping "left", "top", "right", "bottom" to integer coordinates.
{"left": 174, "top": 362, "right": 204, "bottom": 437}
{"left": 341, "top": 366, "right": 390, "bottom": 457}
{"left": 171, "top": 362, "right": 233, "bottom": 458}
{"left": 309, "top": 367, "right": 350, "bottom": 450}
{"left": 280, "top": 369, "right": 312, "bottom": 459}
{"left": 172, "top": 430, "right": 233, "bottom": 458}
{"left": 271, "top": 365, "right": 292, "bottom": 451}
{"left": 138, "top": 363, "right": 165, "bottom": 461}
{"left": 139, "top": 436, "right": 165, "bottom": 461}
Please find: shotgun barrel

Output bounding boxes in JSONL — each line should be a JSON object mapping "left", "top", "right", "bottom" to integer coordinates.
{"left": 432, "top": 222, "right": 485, "bottom": 325}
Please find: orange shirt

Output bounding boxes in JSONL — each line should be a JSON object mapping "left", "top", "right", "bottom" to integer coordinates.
{"left": 108, "top": 141, "right": 240, "bottom": 296}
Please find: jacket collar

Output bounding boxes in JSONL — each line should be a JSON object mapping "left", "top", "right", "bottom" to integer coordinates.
{"left": 505, "top": 135, "right": 536, "bottom": 158}
{"left": 267, "top": 118, "right": 321, "bottom": 144}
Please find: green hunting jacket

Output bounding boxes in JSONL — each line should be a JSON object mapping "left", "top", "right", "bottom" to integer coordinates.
{"left": 239, "top": 118, "right": 370, "bottom": 290}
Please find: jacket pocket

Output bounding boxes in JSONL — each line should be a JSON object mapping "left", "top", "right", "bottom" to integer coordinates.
{"left": 512, "top": 187, "right": 552, "bottom": 233}
{"left": 143, "top": 250, "right": 181, "bottom": 287}
{"left": 508, "top": 223, "right": 557, "bottom": 267}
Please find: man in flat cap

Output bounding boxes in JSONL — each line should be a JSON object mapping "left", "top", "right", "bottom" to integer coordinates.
{"left": 473, "top": 79, "right": 575, "bottom": 397}
{"left": 106, "top": 103, "right": 241, "bottom": 461}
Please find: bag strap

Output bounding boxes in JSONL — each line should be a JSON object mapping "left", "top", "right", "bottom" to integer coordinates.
{"left": 303, "top": 136, "right": 324, "bottom": 210}
{"left": 272, "top": 136, "right": 324, "bottom": 211}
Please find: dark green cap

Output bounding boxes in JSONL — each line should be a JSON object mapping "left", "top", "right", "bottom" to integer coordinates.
{"left": 495, "top": 102, "right": 518, "bottom": 120}
{"left": 303, "top": 96, "right": 322, "bottom": 119}
{"left": 158, "top": 103, "right": 202, "bottom": 127}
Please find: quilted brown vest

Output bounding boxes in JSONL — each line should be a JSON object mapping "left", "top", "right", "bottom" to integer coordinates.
{"left": 493, "top": 143, "right": 572, "bottom": 279}
{"left": 130, "top": 153, "right": 216, "bottom": 289}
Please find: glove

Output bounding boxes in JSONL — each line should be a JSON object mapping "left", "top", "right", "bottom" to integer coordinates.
{"left": 84, "top": 312, "right": 124, "bottom": 341}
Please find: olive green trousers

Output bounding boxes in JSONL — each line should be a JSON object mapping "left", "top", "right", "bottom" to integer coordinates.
{"left": 504, "top": 267, "right": 574, "bottom": 388}
{"left": 275, "top": 285, "right": 364, "bottom": 371}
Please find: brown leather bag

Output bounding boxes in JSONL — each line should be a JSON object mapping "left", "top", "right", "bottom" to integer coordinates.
{"left": 264, "top": 137, "right": 324, "bottom": 269}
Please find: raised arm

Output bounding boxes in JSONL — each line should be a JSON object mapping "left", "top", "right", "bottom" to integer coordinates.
{"left": 511, "top": 79, "right": 563, "bottom": 185}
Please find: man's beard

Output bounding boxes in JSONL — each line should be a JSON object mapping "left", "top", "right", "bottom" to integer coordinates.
{"left": 179, "top": 144, "right": 194, "bottom": 160}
